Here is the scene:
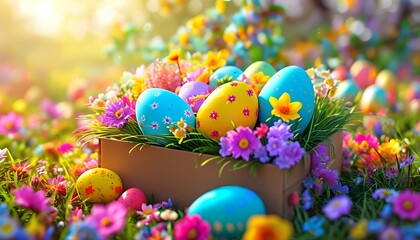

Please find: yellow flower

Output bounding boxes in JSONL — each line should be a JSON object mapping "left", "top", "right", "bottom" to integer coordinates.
{"left": 251, "top": 72, "right": 270, "bottom": 95}
{"left": 167, "top": 49, "right": 181, "bottom": 64}
{"left": 178, "top": 32, "right": 189, "bottom": 46}
{"left": 204, "top": 51, "right": 227, "bottom": 70}
{"left": 306, "top": 68, "right": 315, "bottom": 79}
{"left": 349, "top": 219, "right": 368, "bottom": 240}
{"left": 188, "top": 15, "right": 205, "bottom": 36}
{"left": 243, "top": 215, "right": 293, "bottom": 240}
{"left": 131, "top": 77, "right": 146, "bottom": 100}
{"left": 173, "top": 128, "right": 187, "bottom": 139}
{"left": 223, "top": 31, "right": 236, "bottom": 47}
{"left": 269, "top": 93, "right": 302, "bottom": 122}
{"left": 378, "top": 139, "right": 402, "bottom": 164}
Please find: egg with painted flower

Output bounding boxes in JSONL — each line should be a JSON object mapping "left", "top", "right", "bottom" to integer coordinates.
{"left": 76, "top": 168, "right": 123, "bottom": 204}
{"left": 136, "top": 88, "right": 196, "bottom": 135}
{"left": 196, "top": 82, "right": 258, "bottom": 139}
{"left": 258, "top": 66, "right": 315, "bottom": 133}
{"left": 188, "top": 186, "right": 266, "bottom": 239}
{"left": 243, "top": 61, "right": 277, "bottom": 95}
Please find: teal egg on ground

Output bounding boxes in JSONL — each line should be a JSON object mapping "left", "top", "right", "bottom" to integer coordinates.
{"left": 209, "top": 66, "right": 243, "bottom": 90}
{"left": 243, "top": 61, "right": 277, "bottom": 78}
{"left": 335, "top": 80, "right": 360, "bottom": 102}
{"left": 258, "top": 66, "right": 315, "bottom": 133}
{"left": 188, "top": 185, "right": 265, "bottom": 239}
{"left": 135, "top": 88, "right": 195, "bottom": 135}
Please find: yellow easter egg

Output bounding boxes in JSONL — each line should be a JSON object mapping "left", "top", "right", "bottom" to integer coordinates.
{"left": 76, "top": 167, "right": 123, "bottom": 203}
{"left": 196, "top": 82, "right": 258, "bottom": 140}
{"left": 375, "top": 69, "right": 396, "bottom": 91}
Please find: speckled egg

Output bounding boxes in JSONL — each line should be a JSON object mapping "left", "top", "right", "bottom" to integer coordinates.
{"left": 359, "top": 85, "right": 388, "bottom": 113}
{"left": 136, "top": 88, "right": 196, "bottom": 135}
{"left": 76, "top": 168, "right": 123, "bottom": 204}
{"left": 243, "top": 61, "right": 277, "bottom": 79}
{"left": 178, "top": 81, "right": 212, "bottom": 113}
{"left": 118, "top": 188, "right": 147, "bottom": 211}
{"left": 335, "top": 80, "right": 360, "bottom": 102}
{"left": 196, "top": 82, "right": 258, "bottom": 139}
{"left": 258, "top": 66, "right": 315, "bottom": 133}
{"left": 188, "top": 186, "right": 265, "bottom": 239}
{"left": 209, "top": 66, "right": 243, "bottom": 90}
{"left": 350, "top": 60, "right": 377, "bottom": 90}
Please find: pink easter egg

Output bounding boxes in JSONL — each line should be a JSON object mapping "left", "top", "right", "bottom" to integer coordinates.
{"left": 118, "top": 188, "right": 147, "bottom": 211}
{"left": 331, "top": 65, "right": 347, "bottom": 81}
{"left": 178, "top": 81, "right": 212, "bottom": 113}
{"left": 350, "top": 60, "right": 377, "bottom": 90}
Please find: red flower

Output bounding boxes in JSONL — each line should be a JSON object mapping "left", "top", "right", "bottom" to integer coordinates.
{"left": 85, "top": 185, "right": 95, "bottom": 195}
{"left": 209, "top": 111, "right": 219, "bottom": 120}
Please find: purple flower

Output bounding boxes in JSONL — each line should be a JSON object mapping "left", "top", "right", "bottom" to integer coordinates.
{"left": 0, "top": 112, "right": 23, "bottom": 134}
{"left": 379, "top": 226, "right": 402, "bottom": 240}
{"left": 101, "top": 100, "right": 134, "bottom": 128}
{"left": 301, "top": 189, "right": 313, "bottom": 210}
{"left": 219, "top": 137, "right": 230, "bottom": 157}
{"left": 267, "top": 120, "right": 293, "bottom": 141}
{"left": 12, "top": 186, "right": 53, "bottom": 213}
{"left": 332, "top": 182, "right": 349, "bottom": 195}
{"left": 393, "top": 190, "right": 420, "bottom": 221}
{"left": 273, "top": 141, "right": 305, "bottom": 169}
{"left": 400, "top": 155, "right": 416, "bottom": 168}
{"left": 373, "top": 188, "right": 398, "bottom": 203}
{"left": 323, "top": 195, "right": 352, "bottom": 220}
{"left": 266, "top": 137, "right": 285, "bottom": 156}
{"left": 226, "top": 126, "right": 260, "bottom": 161}
{"left": 316, "top": 169, "right": 338, "bottom": 188}
{"left": 41, "top": 99, "right": 62, "bottom": 118}
{"left": 85, "top": 201, "right": 128, "bottom": 239}
{"left": 253, "top": 145, "right": 270, "bottom": 163}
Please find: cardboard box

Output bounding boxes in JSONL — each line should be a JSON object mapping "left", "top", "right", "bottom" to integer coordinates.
{"left": 99, "top": 131, "right": 342, "bottom": 217}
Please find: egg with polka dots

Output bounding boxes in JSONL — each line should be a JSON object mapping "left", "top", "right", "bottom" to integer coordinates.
{"left": 188, "top": 185, "right": 266, "bottom": 239}
{"left": 258, "top": 65, "right": 315, "bottom": 133}
{"left": 196, "top": 81, "right": 258, "bottom": 140}
{"left": 136, "top": 88, "right": 196, "bottom": 135}
{"left": 75, "top": 168, "right": 123, "bottom": 204}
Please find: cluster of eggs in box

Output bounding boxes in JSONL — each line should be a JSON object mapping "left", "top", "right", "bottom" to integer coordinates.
{"left": 135, "top": 61, "right": 316, "bottom": 140}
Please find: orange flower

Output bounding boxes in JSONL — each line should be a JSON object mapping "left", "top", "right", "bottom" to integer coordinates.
{"left": 167, "top": 50, "right": 181, "bottom": 64}
{"left": 269, "top": 93, "right": 302, "bottom": 122}
{"left": 243, "top": 215, "right": 293, "bottom": 240}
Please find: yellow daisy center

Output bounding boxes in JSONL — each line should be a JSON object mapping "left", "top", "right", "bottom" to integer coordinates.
{"left": 403, "top": 200, "right": 413, "bottom": 210}
{"left": 114, "top": 109, "right": 123, "bottom": 119}
{"left": 187, "top": 229, "right": 197, "bottom": 239}
{"left": 239, "top": 138, "right": 249, "bottom": 149}
{"left": 101, "top": 217, "right": 112, "bottom": 227}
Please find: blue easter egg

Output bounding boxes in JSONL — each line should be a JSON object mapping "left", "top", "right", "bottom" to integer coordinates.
{"left": 188, "top": 186, "right": 265, "bottom": 239}
{"left": 335, "top": 80, "right": 360, "bottom": 101}
{"left": 209, "top": 66, "right": 243, "bottom": 90}
{"left": 136, "top": 88, "right": 195, "bottom": 135}
{"left": 258, "top": 66, "right": 315, "bottom": 133}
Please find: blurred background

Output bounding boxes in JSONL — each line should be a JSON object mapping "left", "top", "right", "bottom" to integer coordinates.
{"left": 0, "top": 0, "right": 419, "bottom": 111}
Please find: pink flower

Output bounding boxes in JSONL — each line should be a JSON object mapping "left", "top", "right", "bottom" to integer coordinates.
{"left": 11, "top": 161, "right": 30, "bottom": 178}
{"left": 57, "top": 143, "right": 74, "bottom": 155}
{"left": 68, "top": 207, "right": 83, "bottom": 224}
{"left": 41, "top": 99, "right": 62, "bottom": 118}
{"left": 174, "top": 214, "right": 210, "bottom": 240}
{"left": 12, "top": 186, "right": 53, "bottom": 213}
{"left": 47, "top": 175, "right": 67, "bottom": 195}
{"left": 84, "top": 201, "right": 128, "bottom": 239}
{"left": 254, "top": 123, "right": 268, "bottom": 138}
{"left": 0, "top": 112, "right": 23, "bottom": 134}
{"left": 226, "top": 126, "right": 260, "bottom": 161}
{"left": 354, "top": 133, "right": 379, "bottom": 150}
{"left": 393, "top": 190, "right": 420, "bottom": 220}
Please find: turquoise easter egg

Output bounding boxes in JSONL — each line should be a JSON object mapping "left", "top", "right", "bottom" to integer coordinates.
{"left": 258, "top": 66, "right": 315, "bottom": 133}
{"left": 136, "top": 88, "right": 195, "bottom": 135}
{"left": 243, "top": 61, "right": 277, "bottom": 78}
{"left": 209, "top": 66, "right": 243, "bottom": 90}
{"left": 359, "top": 85, "right": 387, "bottom": 113}
{"left": 188, "top": 186, "right": 265, "bottom": 239}
{"left": 335, "top": 80, "right": 360, "bottom": 101}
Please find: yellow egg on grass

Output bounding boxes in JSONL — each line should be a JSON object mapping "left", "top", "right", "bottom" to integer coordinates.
{"left": 375, "top": 69, "right": 396, "bottom": 91}
{"left": 76, "top": 168, "right": 123, "bottom": 203}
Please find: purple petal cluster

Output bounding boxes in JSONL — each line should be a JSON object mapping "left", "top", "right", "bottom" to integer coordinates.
{"left": 101, "top": 99, "right": 135, "bottom": 128}
{"left": 218, "top": 120, "right": 305, "bottom": 169}
{"left": 310, "top": 143, "right": 338, "bottom": 188}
